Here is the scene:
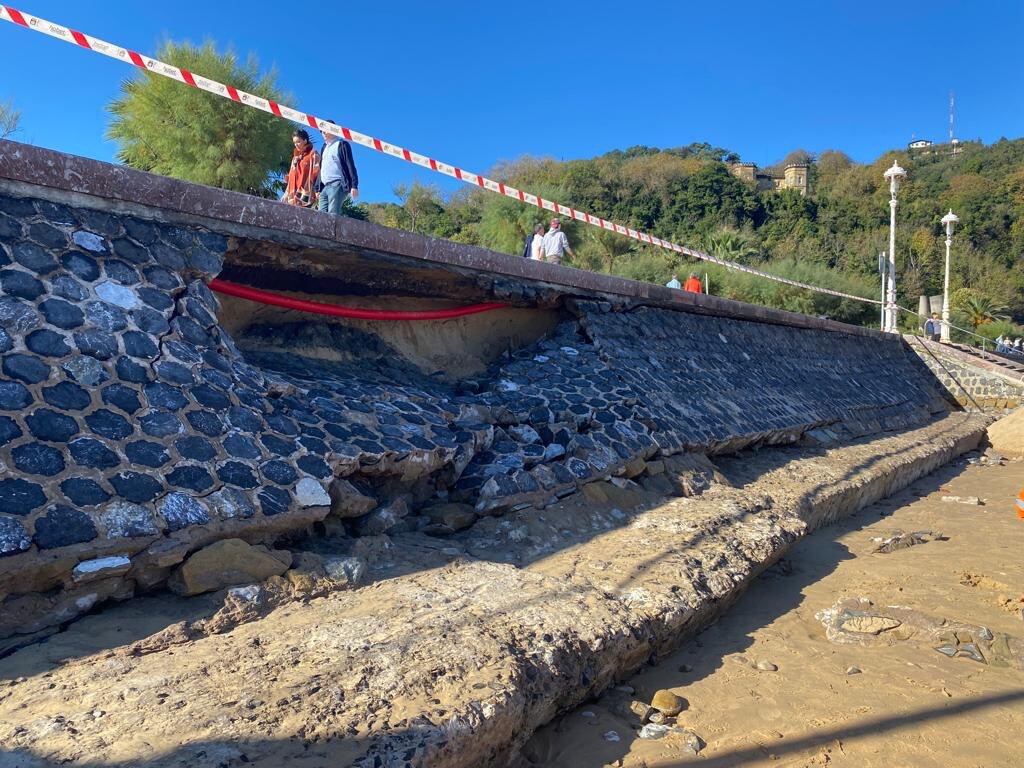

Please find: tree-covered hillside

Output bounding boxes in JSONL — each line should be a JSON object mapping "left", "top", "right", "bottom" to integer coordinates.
{"left": 364, "top": 139, "right": 1024, "bottom": 331}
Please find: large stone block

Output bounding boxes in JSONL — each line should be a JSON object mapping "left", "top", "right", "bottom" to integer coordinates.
{"left": 167, "top": 539, "right": 291, "bottom": 596}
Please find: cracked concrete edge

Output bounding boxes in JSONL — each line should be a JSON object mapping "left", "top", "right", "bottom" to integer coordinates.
{"left": 356, "top": 414, "right": 988, "bottom": 767}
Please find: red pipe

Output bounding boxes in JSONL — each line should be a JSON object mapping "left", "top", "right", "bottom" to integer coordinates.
{"left": 208, "top": 279, "right": 507, "bottom": 321}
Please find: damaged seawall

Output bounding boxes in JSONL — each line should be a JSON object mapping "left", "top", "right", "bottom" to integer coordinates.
{"left": 0, "top": 141, "right": 971, "bottom": 644}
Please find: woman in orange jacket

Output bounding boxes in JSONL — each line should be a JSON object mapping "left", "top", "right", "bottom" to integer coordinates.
{"left": 283, "top": 129, "right": 321, "bottom": 208}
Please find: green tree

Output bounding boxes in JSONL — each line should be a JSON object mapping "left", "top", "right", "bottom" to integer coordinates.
{"left": 585, "top": 229, "right": 636, "bottom": 273}
{"left": 107, "top": 41, "right": 292, "bottom": 196}
{"left": 363, "top": 136, "right": 1024, "bottom": 326}
{"left": 0, "top": 100, "right": 20, "bottom": 140}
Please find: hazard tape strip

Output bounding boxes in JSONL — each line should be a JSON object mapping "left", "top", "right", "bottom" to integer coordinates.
{"left": 0, "top": 5, "right": 879, "bottom": 306}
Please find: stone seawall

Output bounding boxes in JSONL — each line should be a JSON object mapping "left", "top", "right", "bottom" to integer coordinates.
{"left": 0, "top": 184, "right": 954, "bottom": 642}
{"left": 906, "top": 335, "right": 1024, "bottom": 411}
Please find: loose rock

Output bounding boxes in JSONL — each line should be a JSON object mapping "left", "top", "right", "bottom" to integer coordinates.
{"left": 168, "top": 539, "right": 291, "bottom": 596}
{"left": 650, "top": 689, "right": 686, "bottom": 716}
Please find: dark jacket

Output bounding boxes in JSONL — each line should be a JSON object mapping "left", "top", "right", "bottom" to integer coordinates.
{"left": 320, "top": 138, "right": 359, "bottom": 191}
{"left": 522, "top": 233, "right": 534, "bottom": 258}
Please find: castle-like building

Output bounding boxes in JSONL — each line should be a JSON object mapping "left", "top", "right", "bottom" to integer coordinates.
{"left": 728, "top": 162, "right": 809, "bottom": 196}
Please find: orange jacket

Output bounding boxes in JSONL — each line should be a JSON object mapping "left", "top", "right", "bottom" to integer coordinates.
{"left": 683, "top": 277, "right": 703, "bottom": 293}
{"left": 284, "top": 146, "right": 320, "bottom": 208}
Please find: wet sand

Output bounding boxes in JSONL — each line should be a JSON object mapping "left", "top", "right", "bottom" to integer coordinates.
{"left": 520, "top": 454, "right": 1024, "bottom": 768}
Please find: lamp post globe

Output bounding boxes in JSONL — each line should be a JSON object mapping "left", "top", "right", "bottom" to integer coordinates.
{"left": 940, "top": 209, "right": 959, "bottom": 343}
{"left": 882, "top": 162, "right": 907, "bottom": 333}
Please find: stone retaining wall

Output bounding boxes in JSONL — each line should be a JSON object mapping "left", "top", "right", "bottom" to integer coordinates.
{"left": 906, "top": 335, "right": 1024, "bottom": 411}
{"left": 0, "top": 185, "right": 955, "bottom": 641}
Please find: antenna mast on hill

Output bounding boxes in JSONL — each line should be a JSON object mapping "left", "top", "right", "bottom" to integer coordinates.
{"left": 949, "top": 91, "right": 955, "bottom": 144}
{"left": 949, "top": 90, "right": 960, "bottom": 156}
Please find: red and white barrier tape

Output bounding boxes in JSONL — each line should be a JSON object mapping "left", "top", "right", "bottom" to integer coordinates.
{"left": 0, "top": 5, "right": 879, "bottom": 307}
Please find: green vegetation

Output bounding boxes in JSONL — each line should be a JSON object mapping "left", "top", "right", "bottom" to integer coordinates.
{"left": 107, "top": 42, "right": 291, "bottom": 197}
{"left": 363, "top": 139, "right": 1024, "bottom": 329}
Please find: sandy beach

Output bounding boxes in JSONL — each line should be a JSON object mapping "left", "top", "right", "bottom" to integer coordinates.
{"left": 520, "top": 453, "right": 1024, "bottom": 768}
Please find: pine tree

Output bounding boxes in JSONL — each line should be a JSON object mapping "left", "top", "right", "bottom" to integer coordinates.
{"left": 107, "top": 42, "right": 292, "bottom": 196}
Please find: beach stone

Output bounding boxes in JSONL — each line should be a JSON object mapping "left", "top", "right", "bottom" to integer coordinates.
{"left": 934, "top": 644, "right": 958, "bottom": 658}
{"left": 639, "top": 723, "right": 670, "bottom": 740}
{"left": 158, "top": 492, "right": 210, "bottom": 531}
{"left": 581, "top": 483, "right": 609, "bottom": 504}
{"left": 645, "top": 460, "right": 666, "bottom": 475}
{"left": 623, "top": 456, "right": 647, "bottom": 478}
{"left": 329, "top": 479, "right": 378, "bottom": 519}
{"left": 295, "top": 477, "right": 330, "bottom": 508}
{"left": 99, "top": 501, "right": 162, "bottom": 538}
{"left": 206, "top": 487, "right": 257, "bottom": 520}
{"left": 63, "top": 355, "right": 108, "bottom": 386}
{"left": 650, "top": 689, "right": 686, "bottom": 716}
{"left": 322, "top": 556, "right": 367, "bottom": 587}
{"left": 72, "top": 230, "right": 107, "bottom": 253}
{"left": 957, "top": 643, "right": 986, "bottom": 663}
{"left": 32, "top": 501, "right": 97, "bottom": 548}
{"left": 353, "top": 498, "right": 410, "bottom": 537}
{"left": 840, "top": 615, "right": 901, "bottom": 635}
{"left": 0, "top": 516, "right": 32, "bottom": 557}
{"left": 846, "top": 666, "right": 862, "bottom": 675}
{"left": 72, "top": 555, "right": 131, "bottom": 583}
{"left": 60, "top": 478, "right": 111, "bottom": 507}
{"left": 168, "top": 539, "right": 290, "bottom": 596}
{"left": 0, "top": 478, "right": 47, "bottom": 515}
{"left": 756, "top": 660, "right": 778, "bottom": 672}
{"left": 421, "top": 503, "right": 477, "bottom": 532}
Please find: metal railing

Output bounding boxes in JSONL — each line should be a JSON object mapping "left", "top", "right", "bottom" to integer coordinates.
{"left": 897, "top": 305, "right": 1024, "bottom": 360}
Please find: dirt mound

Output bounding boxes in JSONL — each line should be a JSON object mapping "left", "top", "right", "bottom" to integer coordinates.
{"left": 986, "top": 408, "right": 1024, "bottom": 457}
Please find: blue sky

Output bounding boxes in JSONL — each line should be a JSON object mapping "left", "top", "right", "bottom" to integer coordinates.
{"left": 1, "top": 0, "right": 1021, "bottom": 203}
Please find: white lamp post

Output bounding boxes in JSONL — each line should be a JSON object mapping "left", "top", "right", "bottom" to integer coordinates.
{"left": 883, "top": 161, "right": 907, "bottom": 333}
{"left": 940, "top": 209, "right": 959, "bottom": 343}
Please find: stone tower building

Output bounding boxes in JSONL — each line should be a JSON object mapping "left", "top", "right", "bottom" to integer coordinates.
{"left": 728, "top": 162, "right": 809, "bottom": 196}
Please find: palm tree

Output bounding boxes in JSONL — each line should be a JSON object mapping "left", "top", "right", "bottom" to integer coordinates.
{"left": 702, "top": 228, "right": 759, "bottom": 263}
{"left": 958, "top": 295, "right": 1009, "bottom": 330}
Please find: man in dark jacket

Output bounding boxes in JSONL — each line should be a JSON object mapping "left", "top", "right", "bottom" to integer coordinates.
{"left": 318, "top": 121, "right": 359, "bottom": 216}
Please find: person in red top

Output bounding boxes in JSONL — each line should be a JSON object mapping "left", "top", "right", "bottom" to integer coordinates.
{"left": 283, "top": 129, "right": 320, "bottom": 208}
{"left": 683, "top": 272, "right": 703, "bottom": 293}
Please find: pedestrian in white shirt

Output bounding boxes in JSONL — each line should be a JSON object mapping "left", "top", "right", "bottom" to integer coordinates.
{"left": 530, "top": 223, "right": 546, "bottom": 260}
{"left": 541, "top": 219, "right": 575, "bottom": 265}
{"left": 666, "top": 274, "right": 681, "bottom": 289}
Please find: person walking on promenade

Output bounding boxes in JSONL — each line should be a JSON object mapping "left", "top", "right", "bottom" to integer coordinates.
{"left": 541, "top": 219, "right": 575, "bottom": 265}
{"left": 283, "top": 129, "right": 320, "bottom": 208}
{"left": 683, "top": 272, "right": 703, "bottom": 293}
{"left": 318, "top": 121, "right": 359, "bottom": 216}
{"left": 666, "top": 273, "right": 681, "bottom": 289}
{"left": 522, "top": 223, "right": 545, "bottom": 259}
{"left": 924, "top": 313, "right": 941, "bottom": 342}
{"left": 530, "top": 223, "right": 546, "bottom": 260}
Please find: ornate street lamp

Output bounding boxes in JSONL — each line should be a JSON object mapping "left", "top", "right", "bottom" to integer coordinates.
{"left": 883, "top": 161, "right": 907, "bottom": 333}
{"left": 940, "top": 209, "right": 959, "bottom": 343}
